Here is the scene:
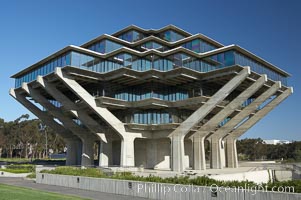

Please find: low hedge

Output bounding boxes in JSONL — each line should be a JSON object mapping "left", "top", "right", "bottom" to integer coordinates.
{"left": 40, "top": 167, "right": 104, "bottom": 177}
{"left": 40, "top": 167, "right": 301, "bottom": 193}
{"left": 1, "top": 164, "right": 35, "bottom": 173}
{"left": 26, "top": 172, "right": 36, "bottom": 178}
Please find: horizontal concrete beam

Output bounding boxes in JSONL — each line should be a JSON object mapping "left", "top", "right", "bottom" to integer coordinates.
{"left": 63, "top": 64, "right": 243, "bottom": 84}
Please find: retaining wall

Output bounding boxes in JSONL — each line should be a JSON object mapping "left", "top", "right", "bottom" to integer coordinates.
{"left": 36, "top": 173, "right": 301, "bottom": 200}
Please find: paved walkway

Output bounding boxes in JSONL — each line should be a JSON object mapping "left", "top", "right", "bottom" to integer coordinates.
{"left": 0, "top": 177, "right": 148, "bottom": 200}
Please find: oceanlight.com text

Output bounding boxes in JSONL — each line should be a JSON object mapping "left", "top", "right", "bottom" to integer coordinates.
{"left": 137, "top": 183, "right": 295, "bottom": 196}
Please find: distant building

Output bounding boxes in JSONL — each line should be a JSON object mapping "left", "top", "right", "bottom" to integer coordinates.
{"left": 10, "top": 25, "right": 293, "bottom": 172}
{"left": 264, "top": 140, "right": 291, "bottom": 145}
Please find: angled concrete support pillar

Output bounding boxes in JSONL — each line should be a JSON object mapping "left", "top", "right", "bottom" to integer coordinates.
{"left": 215, "top": 81, "right": 282, "bottom": 135}
{"left": 66, "top": 139, "right": 82, "bottom": 166}
{"left": 36, "top": 76, "right": 107, "bottom": 143}
{"left": 207, "top": 81, "right": 282, "bottom": 168}
{"left": 9, "top": 88, "right": 81, "bottom": 166}
{"left": 192, "top": 136, "right": 206, "bottom": 170}
{"left": 225, "top": 87, "right": 293, "bottom": 168}
{"left": 231, "top": 87, "right": 293, "bottom": 135}
{"left": 169, "top": 67, "right": 250, "bottom": 171}
{"left": 190, "top": 74, "right": 266, "bottom": 170}
{"left": 99, "top": 140, "right": 112, "bottom": 167}
{"left": 54, "top": 67, "right": 139, "bottom": 167}
{"left": 21, "top": 83, "right": 96, "bottom": 167}
{"left": 120, "top": 137, "right": 135, "bottom": 167}
{"left": 54, "top": 68, "right": 127, "bottom": 136}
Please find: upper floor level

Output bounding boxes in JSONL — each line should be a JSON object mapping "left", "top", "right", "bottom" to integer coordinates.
{"left": 12, "top": 25, "right": 291, "bottom": 88}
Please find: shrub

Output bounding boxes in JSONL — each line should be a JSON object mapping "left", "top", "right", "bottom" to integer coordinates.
{"left": 0, "top": 164, "right": 35, "bottom": 173}
{"left": 40, "top": 167, "right": 301, "bottom": 193}
{"left": 26, "top": 173, "right": 36, "bottom": 178}
{"left": 40, "top": 167, "right": 104, "bottom": 178}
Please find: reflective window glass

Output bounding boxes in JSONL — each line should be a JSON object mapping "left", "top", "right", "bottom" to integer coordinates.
{"left": 161, "top": 30, "right": 185, "bottom": 42}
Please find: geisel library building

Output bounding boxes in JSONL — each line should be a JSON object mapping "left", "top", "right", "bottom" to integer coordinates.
{"left": 10, "top": 25, "right": 293, "bottom": 171}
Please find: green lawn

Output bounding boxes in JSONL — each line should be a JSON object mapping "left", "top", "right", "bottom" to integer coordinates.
{"left": 0, "top": 184, "right": 89, "bottom": 200}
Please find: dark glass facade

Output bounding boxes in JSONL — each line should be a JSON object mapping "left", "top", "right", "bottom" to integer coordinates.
{"left": 112, "top": 83, "right": 189, "bottom": 102}
{"left": 87, "top": 40, "right": 123, "bottom": 54}
{"left": 182, "top": 39, "right": 217, "bottom": 53}
{"left": 141, "top": 41, "right": 169, "bottom": 52}
{"left": 15, "top": 52, "right": 71, "bottom": 88}
{"left": 14, "top": 47, "right": 288, "bottom": 88}
{"left": 161, "top": 30, "right": 185, "bottom": 42}
{"left": 118, "top": 30, "right": 144, "bottom": 42}
{"left": 208, "top": 51, "right": 287, "bottom": 85}
{"left": 133, "top": 111, "right": 172, "bottom": 124}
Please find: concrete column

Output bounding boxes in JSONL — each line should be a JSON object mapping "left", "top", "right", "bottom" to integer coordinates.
{"left": 66, "top": 139, "right": 82, "bottom": 166}
{"left": 171, "top": 135, "right": 185, "bottom": 171}
{"left": 184, "top": 139, "right": 193, "bottom": 169}
{"left": 146, "top": 139, "right": 157, "bottom": 169}
{"left": 81, "top": 138, "right": 95, "bottom": 166}
{"left": 225, "top": 137, "right": 238, "bottom": 168}
{"left": 99, "top": 140, "right": 112, "bottom": 167}
{"left": 120, "top": 137, "right": 135, "bottom": 167}
{"left": 192, "top": 136, "right": 206, "bottom": 170}
{"left": 210, "top": 137, "right": 223, "bottom": 169}
{"left": 220, "top": 141, "right": 226, "bottom": 168}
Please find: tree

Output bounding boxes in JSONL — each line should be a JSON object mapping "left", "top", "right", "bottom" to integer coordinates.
{"left": 0, "top": 118, "right": 5, "bottom": 158}
{"left": 17, "top": 119, "right": 40, "bottom": 158}
{"left": 3, "top": 121, "right": 18, "bottom": 158}
{"left": 0, "top": 115, "right": 66, "bottom": 159}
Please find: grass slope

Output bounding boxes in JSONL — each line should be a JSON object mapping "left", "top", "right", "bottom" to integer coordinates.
{"left": 0, "top": 184, "right": 89, "bottom": 200}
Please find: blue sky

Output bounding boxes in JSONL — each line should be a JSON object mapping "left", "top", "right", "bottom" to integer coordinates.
{"left": 0, "top": 0, "right": 300, "bottom": 140}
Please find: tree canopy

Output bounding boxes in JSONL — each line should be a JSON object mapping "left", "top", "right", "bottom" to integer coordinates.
{"left": 0, "top": 115, "right": 65, "bottom": 159}
{"left": 237, "top": 138, "right": 301, "bottom": 162}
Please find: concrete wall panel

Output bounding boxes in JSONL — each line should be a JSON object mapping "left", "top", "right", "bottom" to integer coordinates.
{"left": 134, "top": 139, "right": 147, "bottom": 167}
{"left": 155, "top": 138, "right": 171, "bottom": 169}
{"left": 36, "top": 173, "right": 301, "bottom": 200}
